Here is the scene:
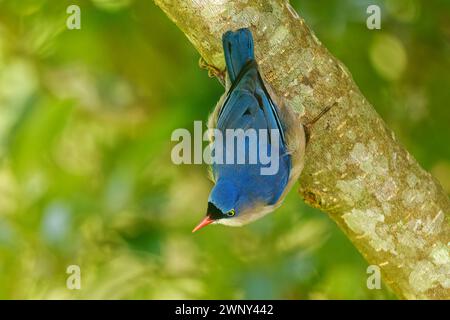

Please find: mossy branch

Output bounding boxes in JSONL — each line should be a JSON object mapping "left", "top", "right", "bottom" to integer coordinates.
{"left": 154, "top": 0, "right": 450, "bottom": 299}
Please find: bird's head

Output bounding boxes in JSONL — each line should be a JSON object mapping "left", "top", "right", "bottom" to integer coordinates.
{"left": 192, "top": 179, "right": 239, "bottom": 232}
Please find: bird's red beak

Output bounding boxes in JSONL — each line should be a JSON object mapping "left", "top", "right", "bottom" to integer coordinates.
{"left": 192, "top": 216, "right": 214, "bottom": 233}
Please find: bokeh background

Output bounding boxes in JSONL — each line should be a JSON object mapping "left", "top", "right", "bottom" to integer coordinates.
{"left": 0, "top": 0, "right": 449, "bottom": 299}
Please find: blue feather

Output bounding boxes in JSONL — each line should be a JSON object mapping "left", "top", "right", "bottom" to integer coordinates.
{"left": 222, "top": 28, "right": 255, "bottom": 83}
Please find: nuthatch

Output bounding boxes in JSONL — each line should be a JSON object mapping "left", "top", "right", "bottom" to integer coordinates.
{"left": 193, "top": 28, "right": 329, "bottom": 232}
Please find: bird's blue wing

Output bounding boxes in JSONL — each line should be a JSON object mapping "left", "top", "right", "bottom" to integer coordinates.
{"left": 211, "top": 28, "right": 292, "bottom": 207}
{"left": 217, "top": 62, "right": 286, "bottom": 148}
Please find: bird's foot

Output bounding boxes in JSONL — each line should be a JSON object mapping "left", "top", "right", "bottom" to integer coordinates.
{"left": 199, "top": 57, "right": 226, "bottom": 85}
{"left": 304, "top": 102, "right": 336, "bottom": 144}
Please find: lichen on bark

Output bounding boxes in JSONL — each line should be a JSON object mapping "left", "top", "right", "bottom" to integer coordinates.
{"left": 154, "top": 0, "right": 450, "bottom": 299}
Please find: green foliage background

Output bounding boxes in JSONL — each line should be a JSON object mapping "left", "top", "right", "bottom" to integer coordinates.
{"left": 0, "top": 0, "right": 449, "bottom": 299}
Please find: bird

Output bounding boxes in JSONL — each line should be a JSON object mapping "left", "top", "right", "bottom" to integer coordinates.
{"left": 192, "top": 28, "right": 306, "bottom": 232}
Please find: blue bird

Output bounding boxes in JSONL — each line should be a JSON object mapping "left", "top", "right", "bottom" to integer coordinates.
{"left": 193, "top": 28, "right": 306, "bottom": 232}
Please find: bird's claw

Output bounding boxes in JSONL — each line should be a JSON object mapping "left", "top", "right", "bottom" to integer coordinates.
{"left": 199, "top": 57, "right": 226, "bottom": 85}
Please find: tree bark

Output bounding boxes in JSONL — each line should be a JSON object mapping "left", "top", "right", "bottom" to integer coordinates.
{"left": 154, "top": 0, "right": 450, "bottom": 299}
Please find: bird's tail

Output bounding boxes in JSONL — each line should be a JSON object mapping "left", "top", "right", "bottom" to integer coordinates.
{"left": 222, "top": 28, "right": 255, "bottom": 83}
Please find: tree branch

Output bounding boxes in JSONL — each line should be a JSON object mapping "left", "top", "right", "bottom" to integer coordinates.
{"left": 154, "top": 0, "right": 450, "bottom": 299}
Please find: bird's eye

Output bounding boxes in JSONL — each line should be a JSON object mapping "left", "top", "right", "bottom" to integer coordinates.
{"left": 227, "top": 209, "right": 235, "bottom": 217}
